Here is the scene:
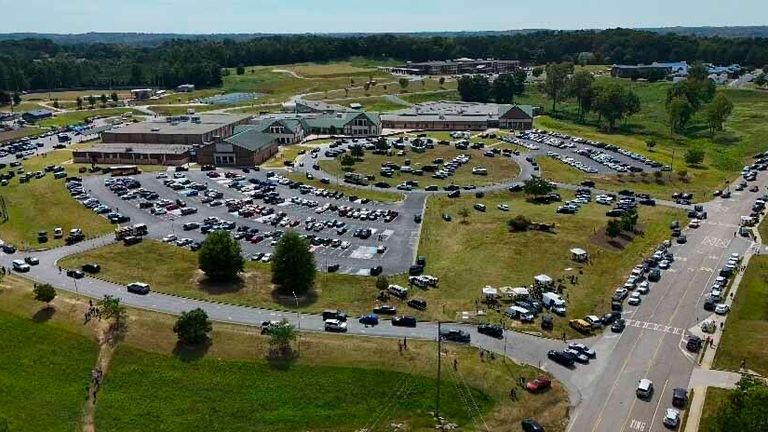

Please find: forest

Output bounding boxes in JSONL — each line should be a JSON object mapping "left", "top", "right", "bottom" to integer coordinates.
{"left": 1, "top": 28, "right": 767, "bottom": 92}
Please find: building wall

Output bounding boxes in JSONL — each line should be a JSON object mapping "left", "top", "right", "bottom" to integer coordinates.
{"left": 381, "top": 120, "right": 489, "bottom": 130}
{"left": 197, "top": 142, "right": 278, "bottom": 167}
{"left": 72, "top": 151, "right": 189, "bottom": 166}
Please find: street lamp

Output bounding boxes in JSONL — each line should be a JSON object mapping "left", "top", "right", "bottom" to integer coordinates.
{"left": 292, "top": 291, "right": 301, "bottom": 355}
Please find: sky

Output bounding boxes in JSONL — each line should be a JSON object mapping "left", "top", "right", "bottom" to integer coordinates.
{"left": 0, "top": 0, "right": 765, "bottom": 34}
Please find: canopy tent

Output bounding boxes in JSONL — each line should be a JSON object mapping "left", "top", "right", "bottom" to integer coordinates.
{"left": 570, "top": 247, "right": 588, "bottom": 262}
{"left": 534, "top": 274, "right": 553, "bottom": 287}
{"left": 482, "top": 286, "right": 499, "bottom": 298}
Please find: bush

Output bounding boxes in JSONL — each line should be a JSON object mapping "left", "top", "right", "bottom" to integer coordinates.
{"left": 507, "top": 215, "right": 531, "bottom": 232}
{"left": 198, "top": 231, "right": 245, "bottom": 281}
{"left": 173, "top": 308, "right": 212, "bottom": 346}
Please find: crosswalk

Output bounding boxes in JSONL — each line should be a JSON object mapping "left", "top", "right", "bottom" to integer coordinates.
{"left": 623, "top": 319, "right": 685, "bottom": 335}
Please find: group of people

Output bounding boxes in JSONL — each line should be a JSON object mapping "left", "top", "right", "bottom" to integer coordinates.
{"left": 397, "top": 337, "right": 408, "bottom": 353}
{"left": 84, "top": 300, "right": 101, "bottom": 323}
{"left": 89, "top": 367, "right": 104, "bottom": 399}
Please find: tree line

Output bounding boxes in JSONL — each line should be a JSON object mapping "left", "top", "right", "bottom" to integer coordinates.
{"left": 2, "top": 28, "right": 768, "bottom": 92}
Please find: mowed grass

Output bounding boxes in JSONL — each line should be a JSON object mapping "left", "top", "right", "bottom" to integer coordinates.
{"left": 0, "top": 274, "right": 568, "bottom": 432}
{"left": 58, "top": 240, "right": 382, "bottom": 314}
{"left": 0, "top": 297, "right": 98, "bottom": 432}
{"left": 713, "top": 255, "right": 768, "bottom": 375}
{"left": 0, "top": 150, "right": 113, "bottom": 248}
{"left": 38, "top": 108, "right": 142, "bottom": 127}
{"left": 699, "top": 387, "right": 731, "bottom": 432}
{"left": 0, "top": 127, "right": 42, "bottom": 144}
{"left": 408, "top": 191, "right": 684, "bottom": 333}
{"left": 401, "top": 90, "right": 461, "bottom": 104}
{"left": 319, "top": 144, "right": 521, "bottom": 189}
{"left": 305, "top": 78, "right": 455, "bottom": 101}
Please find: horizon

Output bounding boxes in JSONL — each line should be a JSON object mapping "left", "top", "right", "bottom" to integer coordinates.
{"left": 2, "top": 0, "right": 765, "bottom": 34}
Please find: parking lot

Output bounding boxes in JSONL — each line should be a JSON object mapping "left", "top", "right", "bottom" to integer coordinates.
{"left": 81, "top": 168, "right": 425, "bottom": 276}
{"left": 503, "top": 129, "right": 668, "bottom": 175}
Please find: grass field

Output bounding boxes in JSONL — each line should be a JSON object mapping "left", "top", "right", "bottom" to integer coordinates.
{"left": 0, "top": 127, "right": 42, "bottom": 144}
{"left": 407, "top": 190, "right": 684, "bottom": 333}
{"left": 23, "top": 89, "right": 132, "bottom": 102}
{"left": 319, "top": 143, "right": 521, "bottom": 189}
{"left": 312, "top": 95, "right": 410, "bottom": 112}
{"left": 0, "top": 273, "right": 569, "bottom": 432}
{"left": 699, "top": 387, "right": 730, "bottom": 432}
{"left": 713, "top": 255, "right": 768, "bottom": 375}
{"left": 401, "top": 90, "right": 461, "bottom": 104}
{"left": 0, "top": 276, "right": 99, "bottom": 432}
{"left": 0, "top": 150, "right": 114, "bottom": 249}
{"left": 261, "top": 144, "right": 312, "bottom": 168}
{"left": 305, "top": 78, "right": 455, "bottom": 101}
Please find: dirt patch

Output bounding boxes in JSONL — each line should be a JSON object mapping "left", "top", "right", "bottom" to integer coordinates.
{"left": 193, "top": 270, "right": 266, "bottom": 295}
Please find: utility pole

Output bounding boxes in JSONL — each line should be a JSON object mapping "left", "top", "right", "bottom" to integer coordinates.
{"left": 669, "top": 149, "right": 675, "bottom": 181}
{"left": 436, "top": 321, "right": 442, "bottom": 420}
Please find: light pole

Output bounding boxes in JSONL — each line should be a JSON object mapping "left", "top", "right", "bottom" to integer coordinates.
{"left": 292, "top": 291, "right": 301, "bottom": 355}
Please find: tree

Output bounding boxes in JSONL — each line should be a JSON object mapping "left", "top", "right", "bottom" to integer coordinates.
{"left": 687, "top": 62, "right": 709, "bottom": 81}
{"left": 646, "top": 139, "right": 656, "bottom": 151}
{"left": 705, "top": 93, "right": 734, "bottom": 133}
{"left": 375, "top": 137, "right": 389, "bottom": 152}
{"left": 198, "top": 230, "right": 245, "bottom": 281}
{"left": 375, "top": 275, "right": 389, "bottom": 291}
{"left": 268, "top": 319, "right": 297, "bottom": 358}
{"left": 523, "top": 176, "right": 554, "bottom": 197}
{"left": 666, "top": 96, "right": 694, "bottom": 132}
{"left": 569, "top": 69, "right": 595, "bottom": 121}
{"left": 272, "top": 231, "right": 316, "bottom": 295}
{"left": 606, "top": 219, "right": 622, "bottom": 238}
{"left": 130, "top": 63, "right": 143, "bottom": 84}
{"left": 685, "top": 147, "right": 705, "bottom": 166}
{"left": 754, "top": 73, "right": 767, "bottom": 87}
{"left": 173, "top": 308, "right": 212, "bottom": 346}
{"left": 52, "top": 99, "right": 59, "bottom": 109}
{"left": 491, "top": 73, "right": 519, "bottom": 103}
{"left": 236, "top": 64, "right": 245, "bottom": 75}
{"left": 0, "top": 91, "right": 10, "bottom": 106}
{"left": 398, "top": 78, "right": 409, "bottom": 90}
{"left": 33, "top": 283, "right": 56, "bottom": 308}
{"left": 12, "top": 93, "right": 21, "bottom": 106}
{"left": 100, "top": 93, "right": 108, "bottom": 106}
{"left": 350, "top": 144, "right": 364, "bottom": 158}
{"left": 87, "top": 95, "right": 96, "bottom": 108}
{"left": 667, "top": 76, "right": 715, "bottom": 113}
{"left": 110, "top": 92, "right": 118, "bottom": 102}
{"left": 99, "top": 295, "right": 126, "bottom": 329}
{"left": 540, "top": 63, "right": 571, "bottom": 111}
{"left": 363, "top": 82, "right": 370, "bottom": 92}
{"left": 340, "top": 154, "right": 355, "bottom": 168}
{"left": 439, "top": 77, "right": 446, "bottom": 87}
{"left": 507, "top": 215, "right": 531, "bottom": 232}
{"left": 457, "top": 75, "right": 491, "bottom": 102}
{"left": 458, "top": 207, "right": 470, "bottom": 223}
{"left": 711, "top": 375, "right": 768, "bottom": 432}
{"left": 592, "top": 81, "right": 641, "bottom": 129}
{"left": 619, "top": 208, "right": 639, "bottom": 232}
{"left": 76, "top": 96, "right": 83, "bottom": 110}
{"left": 532, "top": 67, "right": 544, "bottom": 78}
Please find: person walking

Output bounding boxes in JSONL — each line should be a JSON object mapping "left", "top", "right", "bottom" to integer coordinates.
{"left": 402, "top": 336, "right": 407, "bottom": 350}
{"left": 453, "top": 359, "right": 458, "bottom": 371}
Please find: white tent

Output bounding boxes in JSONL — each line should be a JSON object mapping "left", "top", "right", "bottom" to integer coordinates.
{"left": 482, "top": 286, "right": 499, "bottom": 298}
{"left": 499, "top": 286, "right": 529, "bottom": 299}
{"left": 570, "top": 247, "right": 588, "bottom": 262}
{"left": 534, "top": 274, "right": 553, "bottom": 287}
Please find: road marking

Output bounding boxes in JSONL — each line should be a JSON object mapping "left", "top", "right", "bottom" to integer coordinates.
{"left": 649, "top": 379, "right": 670, "bottom": 428}
{"left": 701, "top": 236, "right": 731, "bottom": 249}
{"left": 624, "top": 319, "right": 684, "bottom": 335}
{"left": 699, "top": 267, "right": 714, "bottom": 272}
{"left": 628, "top": 419, "right": 646, "bottom": 431}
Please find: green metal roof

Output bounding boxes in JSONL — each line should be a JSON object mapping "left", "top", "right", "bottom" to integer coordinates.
{"left": 224, "top": 126, "right": 276, "bottom": 151}
{"left": 303, "top": 112, "right": 381, "bottom": 130}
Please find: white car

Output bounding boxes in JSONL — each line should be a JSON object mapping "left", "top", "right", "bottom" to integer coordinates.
{"left": 715, "top": 304, "right": 730, "bottom": 315}
{"left": 162, "top": 234, "right": 178, "bottom": 243}
{"left": 628, "top": 292, "right": 642, "bottom": 306}
{"left": 636, "top": 281, "right": 650, "bottom": 294}
{"left": 688, "top": 219, "right": 700, "bottom": 228}
{"left": 261, "top": 253, "right": 273, "bottom": 263}
{"left": 497, "top": 203, "right": 510, "bottom": 211}
{"left": 340, "top": 241, "right": 351, "bottom": 249}
{"left": 659, "top": 260, "right": 670, "bottom": 269}
{"left": 662, "top": 408, "right": 680, "bottom": 428}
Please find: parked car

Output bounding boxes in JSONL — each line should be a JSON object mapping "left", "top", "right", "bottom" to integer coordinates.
{"left": 439, "top": 328, "right": 471, "bottom": 343}
{"left": 567, "top": 342, "right": 596, "bottom": 358}
{"left": 391, "top": 315, "right": 417, "bottom": 327}
{"left": 662, "top": 408, "right": 680, "bottom": 428}
{"left": 24, "top": 256, "right": 40, "bottom": 266}
{"left": 324, "top": 319, "right": 348, "bottom": 332}
{"left": 521, "top": 419, "right": 545, "bottom": 432}
{"left": 686, "top": 336, "right": 703, "bottom": 353}
{"left": 66, "top": 269, "right": 85, "bottom": 279}
{"left": 407, "top": 298, "right": 427, "bottom": 311}
{"left": 359, "top": 314, "right": 379, "bottom": 326}
{"left": 672, "top": 388, "right": 688, "bottom": 408}
{"left": 525, "top": 376, "right": 552, "bottom": 393}
{"left": 636, "top": 378, "right": 654, "bottom": 399}
{"left": 477, "top": 324, "right": 503, "bottom": 338}
{"left": 547, "top": 350, "right": 575, "bottom": 367}
{"left": 611, "top": 319, "right": 626, "bottom": 333}
{"left": 373, "top": 305, "right": 397, "bottom": 315}
{"left": 12, "top": 259, "right": 30, "bottom": 272}
{"left": 81, "top": 263, "right": 101, "bottom": 273}
{"left": 715, "top": 304, "right": 730, "bottom": 315}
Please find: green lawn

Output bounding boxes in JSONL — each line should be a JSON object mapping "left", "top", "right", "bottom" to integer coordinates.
{"left": 401, "top": 90, "right": 461, "bottom": 104}
{"left": 714, "top": 255, "right": 768, "bottom": 375}
{"left": 0, "top": 310, "right": 98, "bottom": 431}
{"left": 0, "top": 150, "right": 114, "bottom": 249}
{"left": 319, "top": 142, "right": 521, "bottom": 189}
{"left": 96, "top": 345, "right": 489, "bottom": 432}
{"left": 407, "top": 190, "right": 685, "bottom": 334}
{"left": 699, "top": 387, "right": 731, "bottom": 432}
{"left": 0, "top": 127, "right": 43, "bottom": 144}
{"left": 58, "top": 240, "right": 384, "bottom": 314}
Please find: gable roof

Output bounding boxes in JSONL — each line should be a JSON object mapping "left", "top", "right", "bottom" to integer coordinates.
{"left": 303, "top": 112, "right": 381, "bottom": 130}
{"left": 499, "top": 104, "right": 534, "bottom": 119}
{"left": 223, "top": 126, "right": 276, "bottom": 152}
{"left": 260, "top": 118, "right": 303, "bottom": 133}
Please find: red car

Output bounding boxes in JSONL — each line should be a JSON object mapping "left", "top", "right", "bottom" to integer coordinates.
{"left": 525, "top": 376, "right": 552, "bottom": 393}
{"left": 250, "top": 235, "right": 264, "bottom": 244}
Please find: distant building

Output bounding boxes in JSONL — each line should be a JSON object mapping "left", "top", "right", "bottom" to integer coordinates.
{"left": 611, "top": 61, "right": 689, "bottom": 79}
{"left": 72, "top": 144, "right": 191, "bottom": 166}
{"left": 176, "top": 84, "right": 196, "bottom": 92}
{"left": 383, "top": 58, "right": 521, "bottom": 76}
{"left": 101, "top": 113, "right": 251, "bottom": 146}
{"left": 130, "top": 88, "right": 155, "bottom": 100}
{"left": 381, "top": 102, "right": 534, "bottom": 131}
{"left": 197, "top": 126, "right": 278, "bottom": 167}
{"left": 21, "top": 110, "right": 53, "bottom": 123}
{"left": 286, "top": 99, "right": 350, "bottom": 114}
{"left": 302, "top": 112, "right": 381, "bottom": 136}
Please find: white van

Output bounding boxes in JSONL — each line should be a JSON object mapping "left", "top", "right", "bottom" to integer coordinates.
{"left": 387, "top": 284, "right": 408, "bottom": 299}
{"left": 542, "top": 292, "right": 566, "bottom": 308}
{"left": 701, "top": 319, "right": 716, "bottom": 333}
{"left": 636, "top": 379, "right": 654, "bottom": 398}
{"left": 504, "top": 306, "right": 534, "bottom": 322}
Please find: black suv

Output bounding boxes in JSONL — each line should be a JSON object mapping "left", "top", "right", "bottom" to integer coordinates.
{"left": 547, "top": 350, "right": 575, "bottom": 367}
{"left": 407, "top": 298, "right": 427, "bottom": 311}
{"left": 81, "top": 263, "right": 101, "bottom": 273}
{"left": 477, "top": 324, "right": 504, "bottom": 338}
{"left": 392, "top": 316, "right": 417, "bottom": 327}
{"left": 439, "top": 329, "right": 471, "bottom": 343}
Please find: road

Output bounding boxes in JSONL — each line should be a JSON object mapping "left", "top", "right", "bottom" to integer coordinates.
{"left": 1, "top": 129, "right": 765, "bottom": 429}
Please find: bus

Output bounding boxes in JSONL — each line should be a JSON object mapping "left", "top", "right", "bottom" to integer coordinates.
{"left": 108, "top": 165, "right": 141, "bottom": 176}
{"left": 57, "top": 133, "right": 71, "bottom": 143}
